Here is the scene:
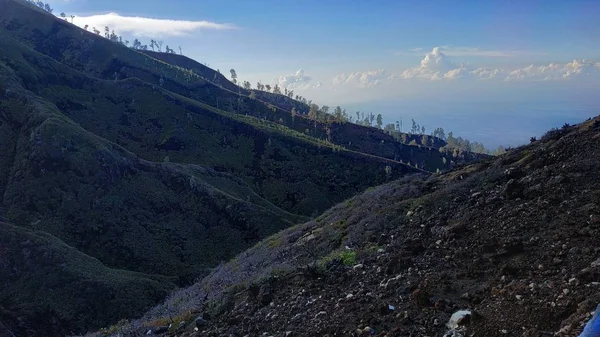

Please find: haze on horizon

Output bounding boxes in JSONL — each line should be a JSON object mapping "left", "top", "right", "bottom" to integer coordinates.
{"left": 49, "top": 0, "right": 600, "bottom": 148}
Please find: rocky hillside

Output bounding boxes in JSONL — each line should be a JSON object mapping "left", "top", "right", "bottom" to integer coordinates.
{"left": 114, "top": 117, "right": 600, "bottom": 337}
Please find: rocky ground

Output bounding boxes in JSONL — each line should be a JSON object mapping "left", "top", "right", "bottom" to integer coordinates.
{"left": 107, "top": 117, "right": 600, "bottom": 337}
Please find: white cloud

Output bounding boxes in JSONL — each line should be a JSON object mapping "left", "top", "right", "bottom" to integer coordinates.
{"left": 401, "top": 47, "right": 467, "bottom": 80}
{"left": 470, "top": 67, "right": 504, "bottom": 80}
{"left": 402, "top": 47, "right": 600, "bottom": 82}
{"left": 332, "top": 69, "right": 394, "bottom": 87}
{"left": 71, "top": 12, "right": 236, "bottom": 37}
{"left": 439, "top": 46, "right": 545, "bottom": 57}
{"left": 276, "top": 69, "right": 315, "bottom": 89}
{"left": 397, "top": 46, "right": 544, "bottom": 58}
{"left": 503, "top": 59, "right": 600, "bottom": 81}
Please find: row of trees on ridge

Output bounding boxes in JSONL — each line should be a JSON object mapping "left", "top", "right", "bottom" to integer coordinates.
{"left": 31, "top": 0, "right": 501, "bottom": 157}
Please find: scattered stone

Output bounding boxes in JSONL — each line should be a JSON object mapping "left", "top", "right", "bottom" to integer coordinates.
{"left": 153, "top": 326, "right": 168, "bottom": 334}
{"left": 195, "top": 316, "right": 208, "bottom": 328}
{"left": 410, "top": 287, "right": 431, "bottom": 307}
{"left": 447, "top": 310, "right": 472, "bottom": 329}
{"left": 504, "top": 179, "right": 524, "bottom": 199}
{"left": 361, "top": 326, "right": 375, "bottom": 335}
{"left": 315, "top": 311, "right": 327, "bottom": 319}
{"left": 258, "top": 291, "right": 273, "bottom": 306}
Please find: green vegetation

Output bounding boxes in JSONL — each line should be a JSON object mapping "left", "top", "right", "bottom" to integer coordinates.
{"left": 319, "top": 249, "right": 357, "bottom": 267}
{"left": 339, "top": 250, "right": 358, "bottom": 266}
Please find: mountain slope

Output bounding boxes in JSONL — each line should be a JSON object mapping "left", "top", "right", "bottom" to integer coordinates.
{"left": 0, "top": 222, "right": 176, "bottom": 337}
{"left": 0, "top": 0, "right": 421, "bottom": 217}
{"left": 125, "top": 117, "right": 600, "bottom": 336}
{"left": 0, "top": 1, "right": 426, "bottom": 335}
{"left": 140, "top": 50, "right": 481, "bottom": 170}
{"left": 0, "top": 0, "right": 482, "bottom": 175}
{"left": 0, "top": 58, "right": 317, "bottom": 334}
{"left": 0, "top": 0, "right": 489, "bottom": 335}
{"left": 0, "top": 63, "right": 309, "bottom": 277}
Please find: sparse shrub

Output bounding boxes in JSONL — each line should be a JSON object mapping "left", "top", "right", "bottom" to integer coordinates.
{"left": 529, "top": 136, "right": 537, "bottom": 143}
{"left": 338, "top": 250, "right": 357, "bottom": 266}
{"left": 541, "top": 127, "right": 563, "bottom": 141}
{"left": 266, "top": 235, "right": 284, "bottom": 248}
{"left": 319, "top": 249, "right": 357, "bottom": 267}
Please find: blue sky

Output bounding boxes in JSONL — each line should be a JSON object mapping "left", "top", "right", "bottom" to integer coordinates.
{"left": 50, "top": 0, "right": 600, "bottom": 147}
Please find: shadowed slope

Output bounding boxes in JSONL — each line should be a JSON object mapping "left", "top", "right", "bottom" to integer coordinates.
{"left": 0, "top": 222, "right": 176, "bottom": 337}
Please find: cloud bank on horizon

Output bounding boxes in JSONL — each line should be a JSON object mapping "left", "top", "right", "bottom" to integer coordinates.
{"left": 400, "top": 47, "right": 600, "bottom": 81}
{"left": 277, "top": 47, "right": 600, "bottom": 93}
{"left": 332, "top": 70, "right": 395, "bottom": 88}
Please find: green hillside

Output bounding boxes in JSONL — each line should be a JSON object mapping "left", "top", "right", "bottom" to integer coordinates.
{"left": 0, "top": 222, "right": 176, "bottom": 337}
{"left": 0, "top": 0, "right": 484, "bottom": 174}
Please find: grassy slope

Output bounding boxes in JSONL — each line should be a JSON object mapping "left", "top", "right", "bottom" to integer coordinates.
{"left": 0, "top": 1, "right": 419, "bottom": 216}
{"left": 0, "top": 0, "right": 480, "bottom": 174}
{"left": 140, "top": 50, "right": 311, "bottom": 114}
{"left": 0, "top": 48, "right": 310, "bottom": 334}
{"left": 0, "top": 59, "right": 308, "bottom": 278}
{"left": 140, "top": 50, "right": 476, "bottom": 171}
{"left": 0, "top": 222, "right": 176, "bottom": 337}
